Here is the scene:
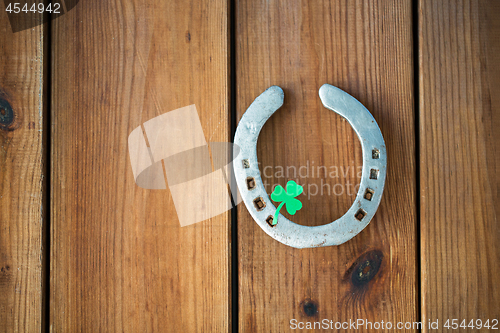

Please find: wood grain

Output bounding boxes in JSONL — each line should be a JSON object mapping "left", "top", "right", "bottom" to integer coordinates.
{"left": 419, "top": 0, "right": 500, "bottom": 330}
{"left": 51, "top": 0, "right": 230, "bottom": 331}
{"left": 236, "top": 0, "right": 417, "bottom": 331}
{"left": 0, "top": 11, "right": 47, "bottom": 333}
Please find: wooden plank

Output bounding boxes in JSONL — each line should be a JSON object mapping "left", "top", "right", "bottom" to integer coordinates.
{"left": 51, "top": 0, "right": 230, "bottom": 331}
{"left": 0, "top": 11, "right": 47, "bottom": 333}
{"left": 236, "top": 0, "right": 417, "bottom": 331}
{"left": 420, "top": 0, "right": 500, "bottom": 329}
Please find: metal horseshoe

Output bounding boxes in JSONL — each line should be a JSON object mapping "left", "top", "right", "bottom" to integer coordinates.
{"left": 233, "top": 84, "right": 387, "bottom": 248}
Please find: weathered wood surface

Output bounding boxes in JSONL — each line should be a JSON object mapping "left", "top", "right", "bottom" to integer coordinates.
{"left": 50, "top": 0, "right": 230, "bottom": 331}
{"left": 0, "top": 11, "right": 47, "bottom": 333}
{"left": 2, "top": 0, "right": 500, "bottom": 331}
{"left": 419, "top": 0, "right": 500, "bottom": 330}
{"left": 236, "top": 0, "right": 417, "bottom": 331}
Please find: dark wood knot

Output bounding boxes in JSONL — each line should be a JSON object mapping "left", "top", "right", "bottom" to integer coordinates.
{"left": 300, "top": 298, "right": 318, "bottom": 317}
{"left": 346, "top": 249, "right": 383, "bottom": 288}
{"left": 0, "top": 98, "right": 15, "bottom": 131}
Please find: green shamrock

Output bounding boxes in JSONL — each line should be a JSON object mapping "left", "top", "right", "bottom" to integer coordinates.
{"left": 270, "top": 180, "right": 304, "bottom": 225}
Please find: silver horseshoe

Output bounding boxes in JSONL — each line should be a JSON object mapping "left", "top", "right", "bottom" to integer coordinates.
{"left": 233, "top": 84, "right": 387, "bottom": 248}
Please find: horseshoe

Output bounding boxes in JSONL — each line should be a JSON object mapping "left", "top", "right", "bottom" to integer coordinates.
{"left": 233, "top": 84, "right": 387, "bottom": 248}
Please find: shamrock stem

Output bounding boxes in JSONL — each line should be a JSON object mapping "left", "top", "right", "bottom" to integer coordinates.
{"left": 273, "top": 202, "right": 286, "bottom": 225}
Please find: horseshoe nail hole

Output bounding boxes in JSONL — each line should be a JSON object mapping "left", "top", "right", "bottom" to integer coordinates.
{"left": 246, "top": 177, "right": 256, "bottom": 190}
{"left": 372, "top": 148, "right": 380, "bottom": 159}
{"left": 253, "top": 197, "right": 266, "bottom": 211}
{"left": 242, "top": 159, "right": 250, "bottom": 169}
{"left": 266, "top": 215, "right": 275, "bottom": 226}
{"left": 355, "top": 208, "right": 367, "bottom": 221}
{"left": 370, "top": 169, "right": 379, "bottom": 180}
{"left": 364, "top": 188, "right": 374, "bottom": 201}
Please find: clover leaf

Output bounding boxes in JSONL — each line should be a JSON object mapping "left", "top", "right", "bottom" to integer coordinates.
{"left": 270, "top": 180, "right": 304, "bottom": 225}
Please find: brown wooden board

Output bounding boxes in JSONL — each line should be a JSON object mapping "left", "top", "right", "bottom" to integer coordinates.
{"left": 236, "top": 0, "right": 417, "bottom": 331}
{"left": 419, "top": 0, "right": 500, "bottom": 330}
{"left": 50, "top": 0, "right": 230, "bottom": 331}
{"left": 0, "top": 10, "right": 47, "bottom": 333}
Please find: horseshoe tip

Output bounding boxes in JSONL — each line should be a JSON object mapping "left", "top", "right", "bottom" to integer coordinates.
{"left": 266, "top": 85, "right": 284, "bottom": 105}
{"left": 267, "top": 85, "right": 283, "bottom": 94}
{"left": 319, "top": 83, "right": 334, "bottom": 101}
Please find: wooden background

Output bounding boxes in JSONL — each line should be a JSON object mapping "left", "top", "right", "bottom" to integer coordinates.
{"left": 0, "top": 0, "right": 498, "bottom": 332}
